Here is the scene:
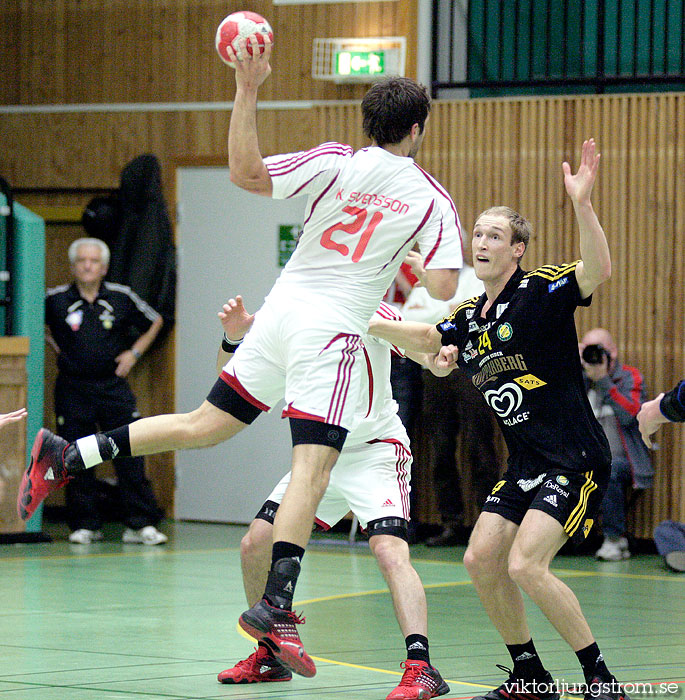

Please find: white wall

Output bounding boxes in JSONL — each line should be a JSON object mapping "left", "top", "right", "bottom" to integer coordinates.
{"left": 175, "top": 167, "right": 305, "bottom": 523}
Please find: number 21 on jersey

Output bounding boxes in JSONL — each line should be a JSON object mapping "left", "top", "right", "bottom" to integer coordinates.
{"left": 320, "top": 205, "right": 383, "bottom": 262}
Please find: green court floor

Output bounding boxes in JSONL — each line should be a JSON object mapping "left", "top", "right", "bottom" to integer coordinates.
{"left": 1, "top": 521, "right": 683, "bottom": 699}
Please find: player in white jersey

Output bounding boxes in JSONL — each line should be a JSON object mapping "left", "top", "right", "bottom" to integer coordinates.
{"left": 18, "top": 38, "right": 462, "bottom": 678}
{"left": 216, "top": 297, "right": 450, "bottom": 700}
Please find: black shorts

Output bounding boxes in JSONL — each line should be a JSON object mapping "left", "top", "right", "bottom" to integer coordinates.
{"left": 481, "top": 465, "right": 608, "bottom": 547}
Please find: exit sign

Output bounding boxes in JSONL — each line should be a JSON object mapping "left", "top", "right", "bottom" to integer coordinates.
{"left": 335, "top": 50, "right": 386, "bottom": 77}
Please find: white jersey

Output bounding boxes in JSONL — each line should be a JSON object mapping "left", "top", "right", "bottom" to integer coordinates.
{"left": 265, "top": 143, "right": 463, "bottom": 334}
{"left": 344, "top": 302, "right": 408, "bottom": 448}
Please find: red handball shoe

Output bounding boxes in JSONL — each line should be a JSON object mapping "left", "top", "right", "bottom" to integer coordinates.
{"left": 386, "top": 660, "right": 450, "bottom": 700}
{"left": 217, "top": 646, "right": 292, "bottom": 684}
{"left": 238, "top": 599, "right": 316, "bottom": 678}
{"left": 17, "top": 429, "right": 71, "bottom": 521}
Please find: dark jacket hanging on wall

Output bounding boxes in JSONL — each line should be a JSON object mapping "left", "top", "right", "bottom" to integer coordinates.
{"left": 107, "top": 154, "right": 176, "bottom": 338}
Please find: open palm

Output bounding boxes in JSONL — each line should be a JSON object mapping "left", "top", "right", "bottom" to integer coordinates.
{"left": 562, "top": 138, "right": 600, "bottom": 204}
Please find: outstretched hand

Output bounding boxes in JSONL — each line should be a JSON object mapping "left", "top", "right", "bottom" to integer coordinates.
{"left": 637, "top": 393, "right": 667, "bottom": 448}
{"left": 226, "top": 36, "right": 272, "bottom": 88}
{"left": 562, "top": 138, "right": 600, "bottom": 205}
{"left": 219, "top": 295, "right": 255, "bottom": 341}
{"left": 0, "top": 408, "right": 27, "bottom": 429}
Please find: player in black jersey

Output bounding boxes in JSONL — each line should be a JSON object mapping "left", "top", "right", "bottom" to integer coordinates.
{"left": 369, "top": 140, "right": 629, "bottom": 700}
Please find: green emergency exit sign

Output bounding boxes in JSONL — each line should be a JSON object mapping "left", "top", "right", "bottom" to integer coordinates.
{"left": 335, "top": 50, "right": 386, "bottom": 77}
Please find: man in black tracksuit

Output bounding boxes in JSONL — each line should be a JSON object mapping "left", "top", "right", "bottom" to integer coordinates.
{"left": 45, "top": 237, "right": 166, "bottom": 545}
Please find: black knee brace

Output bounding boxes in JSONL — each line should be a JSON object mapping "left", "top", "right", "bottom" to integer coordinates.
{"left": 367, "top": 517, "right": 409, "bottom": 541}
{"left": 206, "top": 377, "right": 262, "bottom": 425}
{"left": 289, "top": 417, "right": 348, "bottom": 451}
{"left": 255, "top": 499, "right": 280, "bottom": 525}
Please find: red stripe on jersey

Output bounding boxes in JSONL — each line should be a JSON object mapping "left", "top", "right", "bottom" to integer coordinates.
{"left": 378, "top": 200, "right": 435, "bottom": 274}
{"left": 281, "top": 405, "right": 326, "bottom": 421}
{"left": 423, "top": 218, "right": 443, "bottom": 267}
{"left": 414, "top": 163, "right": 463, "bottom": 248}
{"left": 220, "top": 371, "right": 271, "bottom": 412}
{"left": 267, "top": 143, "right": 352, "bottom": 176}
{"left": 303, "top": 172, "right": 340, "bottom": 224}
{"left": 377, "top": 301, "right": 402, "bottom": 321}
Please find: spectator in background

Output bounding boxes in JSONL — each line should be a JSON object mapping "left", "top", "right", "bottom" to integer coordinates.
{"left": 402, "top": 252, "right": 501, "bottom": 546}
{"left": 580, "top": 328, "right": 653, "bottom": 561}
{"left": 44, "top": 238, "right": 167, "bottom": 545}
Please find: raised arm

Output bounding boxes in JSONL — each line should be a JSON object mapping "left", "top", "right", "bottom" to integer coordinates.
{"left": 217, "top": 295, "right": 255, "bottom": 374}
{"left": 564, "top": 138, "right": 611, "bottom": 298}
{"left": 227, "top": 37, "right": 273, "bottom": 196}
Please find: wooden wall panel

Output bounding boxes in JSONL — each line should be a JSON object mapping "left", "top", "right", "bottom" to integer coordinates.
{"left": 3, "top": 85, "right": 685, "bottom": 536}
{"left": 2, "top": 0, "right": 417, "bottom": 105}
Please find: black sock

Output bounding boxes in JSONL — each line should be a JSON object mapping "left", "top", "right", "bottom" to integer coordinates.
{"left": 271, "top": 541, "right": 305, "bottom": 568}
{"left": 576, "top": 642, "right": 611, "bottom": 682}
{"left": 103, "top": 425, "right": 132, "bottom": 456}
{"left": 507, "top": 639, "right": 547, "bottom": 680}
{"left": 65, "top": 426, "right": 131, "bottom": 475}
{"left": 263, "top": 542, "right": 305, "bottom": 610}
{"left": 405, "top": 634, "right": 430, "bottom": 664}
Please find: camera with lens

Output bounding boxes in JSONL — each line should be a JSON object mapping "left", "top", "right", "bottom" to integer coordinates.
{"left": 582, "top": 343, "right": 610, "bottom": 365}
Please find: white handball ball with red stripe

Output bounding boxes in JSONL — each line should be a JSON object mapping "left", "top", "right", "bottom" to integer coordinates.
{"left": 215, "top": 11, "right": 273, "bottom": 66}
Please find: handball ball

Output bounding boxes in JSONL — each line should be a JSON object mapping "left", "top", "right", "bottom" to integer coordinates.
{"left": 215, "top": 11, "right": 273, "bottom": 66}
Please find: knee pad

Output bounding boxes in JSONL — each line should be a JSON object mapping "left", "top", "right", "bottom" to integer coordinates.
{"left": 289, "top": 417, "right": 348, "bottom": 451}
{"left": 367, "top": 517, "right": 409, "bottom": 542}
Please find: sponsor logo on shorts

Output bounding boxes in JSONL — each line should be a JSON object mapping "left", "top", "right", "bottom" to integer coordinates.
{"left": 486, "top": 495, "right": 501, "bottom": 504}
{"left": 381, "top": 498, "right": 395, "bottom": 507}
{"left": 556, "top": 475, "right": 569, "bottom": 486}
{"left": 517, "top": 473, "right": 547, "bottom": 492}
{"left": 439, "top": 320, "right": 456, "bottom": 331}
{"left": 543, "top": 494, "right": 558, "bottom": 507}
{"left": 544, "top": 480, "right": 569, "bottom": 498}
{"left": 582, "top": 518, "right": 594, "bottom": 538}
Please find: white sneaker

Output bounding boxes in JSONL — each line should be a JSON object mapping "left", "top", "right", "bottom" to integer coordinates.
{"left": 122, "top": 525, "right": 168, "bottom": 545}
{"left": 595, "top": 536, "right": 630, "bottom": 561}
{"left": 69, "top": 529, "right": 103, "bottom": 544}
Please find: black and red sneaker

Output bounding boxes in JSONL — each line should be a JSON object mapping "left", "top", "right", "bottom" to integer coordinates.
{"left": 472, "top": 666, "right": 560, "bottom": 700}
{"left": 217, "top": 646, "right": 292, "bottom": 684}
{"left": 584, "top": 676, "right": 630, "bottom": 700}
{"left": 238, "top": 599, "right": 316, "bottom": 678}
{"left": 386, "top": 660, "right": 450, "bottom": 700}
{"left": 17, "top": 429, "right": 71, "bottom": 521}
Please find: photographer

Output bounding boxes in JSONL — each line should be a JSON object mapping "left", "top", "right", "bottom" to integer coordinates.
{"left": 580, "top": 328, "right": 653, "bottom": 560}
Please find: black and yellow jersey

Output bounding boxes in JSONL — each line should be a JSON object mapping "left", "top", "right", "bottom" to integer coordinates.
{"left": 436, "top": 263, "right": 611, "bottom": 478}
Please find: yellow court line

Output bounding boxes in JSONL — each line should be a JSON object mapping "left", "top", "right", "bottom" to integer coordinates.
{"left": 235, "top": 624, "right": 493, "bottom": 689}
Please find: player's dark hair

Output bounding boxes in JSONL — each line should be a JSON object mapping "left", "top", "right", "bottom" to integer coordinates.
{"left": 479, "top": 206, "right": 532, "bottom": 259}
{"left": 361, "top": 77, "right": 431, "bottom": 147}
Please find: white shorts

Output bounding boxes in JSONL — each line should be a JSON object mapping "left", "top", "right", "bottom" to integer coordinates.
{"left": 222, "top": 296, "right": 363, "bottom": 431}
{"left": 266, "top": 437, "right": 412, "bottom": 529}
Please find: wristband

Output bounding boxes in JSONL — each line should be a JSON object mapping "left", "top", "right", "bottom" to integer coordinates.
{"left": 131, "top": 348, "right": 141, "bottom": 360}
{"left": 222, "top": 333, "right": 244, "bottom": 352}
